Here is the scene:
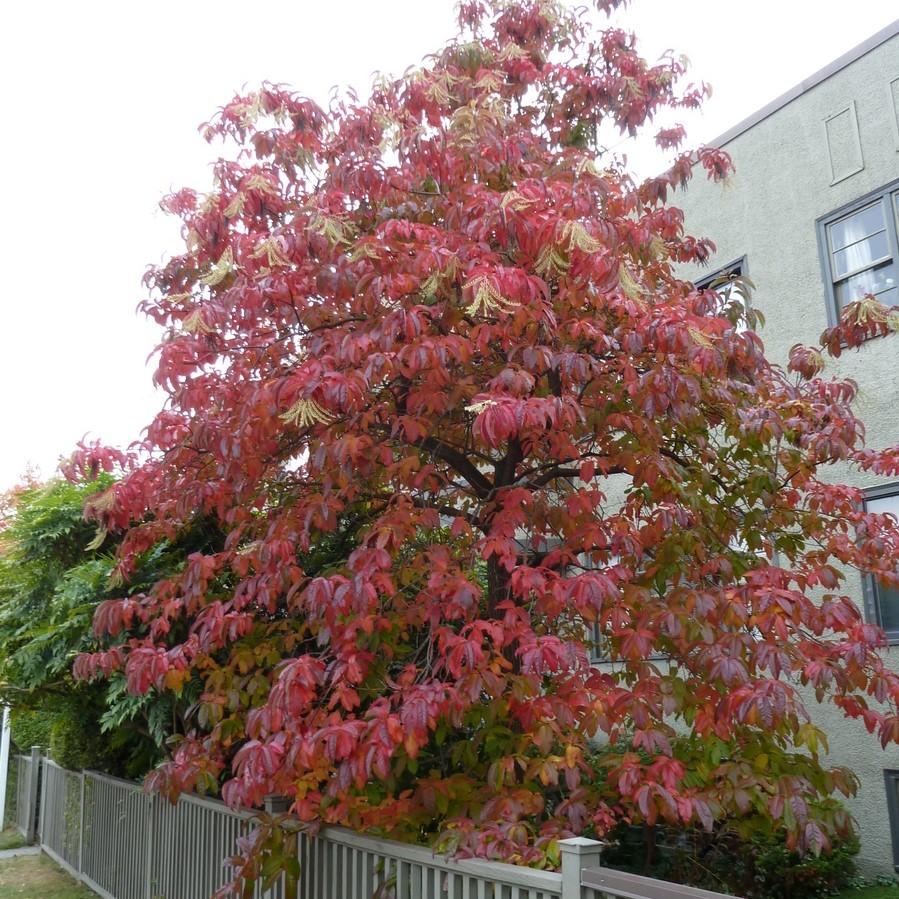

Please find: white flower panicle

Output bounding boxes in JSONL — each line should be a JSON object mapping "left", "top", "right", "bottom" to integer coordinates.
{"left": 462, "top": 276, "right": 518, "bottom": 316}
{"left": 280, "top": 398, "right": 335, "bottom": 428}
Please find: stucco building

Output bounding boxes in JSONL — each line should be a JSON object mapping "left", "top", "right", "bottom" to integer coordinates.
{"left": 676, "top": 19, "right": 899, "bottom": 874}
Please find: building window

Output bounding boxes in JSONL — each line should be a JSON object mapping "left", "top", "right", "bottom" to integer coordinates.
{"left": 885, "top": 769, "right": 899, "bottom": 872}
{"left": 695, "top": 258, "right": 744, "bottom": 292}
{"left": 695, "top": 257, "right": 757, "bottom": 333}
{"left": 818, "top": 179, "right": 899, "bottom": 325}
{"left": 863, "top": 486, "right": 899, "bottom": 641}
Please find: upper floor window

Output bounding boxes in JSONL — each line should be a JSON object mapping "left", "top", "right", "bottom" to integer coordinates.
{"left": 694, "top": 258, "right": 744, "bottom": 292}
{"left": 863, "top": 486, "right": 899, "bottom": 641}
{"left": 695, "top": 257, "right": 753, "bottom": 332}
{"left": 818, "top": 180, "right": 899, "bottom": 324}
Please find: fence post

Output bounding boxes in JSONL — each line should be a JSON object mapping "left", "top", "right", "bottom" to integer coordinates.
{"left": 25, "top": 746, "right": 40, "bottom": 844}
{"left": 559, "top": 837, "right": 604, "bottom": 899}
{"left": 0, "top": 706, "right": 10, "bottom": 828}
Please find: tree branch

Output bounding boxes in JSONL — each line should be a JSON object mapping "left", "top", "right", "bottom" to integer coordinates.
{"left": 418, "top": 436, "right": 493, "bottom": 498}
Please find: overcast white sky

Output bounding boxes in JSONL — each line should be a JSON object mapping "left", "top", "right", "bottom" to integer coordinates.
{"left": 0, "top": 1, "right": 896, "bottom": 489}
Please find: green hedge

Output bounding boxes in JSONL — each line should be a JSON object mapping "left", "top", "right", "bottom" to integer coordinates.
{"left": 601, "top": 823, "right": 858, "bottom": 899}
{"left": 10, "top": 703, "right": 108, "bottom": 771}
{"left": 9, "top": 707, "right": 53, "bottom": 753}
{"left": 49, "top": 714, "right": 99, "bottom": 771}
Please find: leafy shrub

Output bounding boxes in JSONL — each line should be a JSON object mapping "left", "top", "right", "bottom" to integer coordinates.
{"left": 739, "top": 831, "right": 859, "bottom": 899}
{"left": 602, "top": 823, "right": 859, "bottom": 899}
{"left": 49, "top": 711, "right": 105, "bottom": 771}
{"left": 12, "top": 701, "right": 110, "bottom": 772}
{"left": 9, "top": 707, "right": 52, "bottom": 753}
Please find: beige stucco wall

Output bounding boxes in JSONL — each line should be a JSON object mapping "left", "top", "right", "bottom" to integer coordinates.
{"left": 675, "top": 31, "right": 899, "bottom": 874}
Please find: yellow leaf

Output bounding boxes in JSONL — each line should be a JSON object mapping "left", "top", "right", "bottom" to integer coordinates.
{"left": 164, "top": 668, "right": 190, "bottom": 693}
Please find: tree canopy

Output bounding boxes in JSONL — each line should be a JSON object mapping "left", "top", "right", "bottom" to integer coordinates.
{"left": 0, "top": 472, "right": 239, "bottom": 773}
{"left": 68, "top": 0, "right": 899, "bottom": 874}
{"left": 0, "top": 475, "right": 164, "bottom": 772}
{"left": 0, "top": 476, "right": 112, "bottom": 700}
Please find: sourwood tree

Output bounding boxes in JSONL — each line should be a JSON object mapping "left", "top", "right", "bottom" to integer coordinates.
{"left": 71, "top": 0, "right": 899, "bottom": 874}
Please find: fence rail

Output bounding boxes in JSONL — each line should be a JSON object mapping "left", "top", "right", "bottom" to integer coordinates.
{"left": 15, "top": 750, "right": 740, "bottom": 899}
{"left": 299, "top": 826, "right": 564, "bottom": 899}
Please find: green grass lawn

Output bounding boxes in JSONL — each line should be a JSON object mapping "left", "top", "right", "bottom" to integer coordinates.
{"left": 0, "top": 855, "right": 93, "bottom": 899}
{"left": 0, "top": 832, "right": 24, "bottom": 852}
{"left": 837, "top": 888, "right": 899, "bottom": 899}
{"left": 838, "top": 890, "right": 898, "bottom": 899}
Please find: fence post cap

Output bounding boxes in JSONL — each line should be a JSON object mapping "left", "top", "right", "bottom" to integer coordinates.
{"left": 558, "top": 836, "right": 605, "bottom": 850}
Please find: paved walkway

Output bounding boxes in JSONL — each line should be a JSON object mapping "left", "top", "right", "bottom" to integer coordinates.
{"left": 0, "top": 845, "right": 40, "bottom": 859}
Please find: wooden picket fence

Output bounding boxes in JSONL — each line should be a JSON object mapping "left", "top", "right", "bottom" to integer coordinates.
{"left": 13, "top": 748, "right": 739, "bottom": 899}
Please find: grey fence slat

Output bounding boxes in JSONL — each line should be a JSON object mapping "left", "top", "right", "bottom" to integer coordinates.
{"left": 327, "top": 843, "right": 336, "bottom": 899}
{"left": 14, "top": 754, "right": 31, "bottom": 835}
{"left": 333, "top": 843, "right": 353, "bottom": 896}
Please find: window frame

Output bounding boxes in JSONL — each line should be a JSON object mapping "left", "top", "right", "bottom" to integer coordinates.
{"left": 694, "top": 256, "right": 747, "bottom": 292}
{"left": 816, "top": 177, "right": 899, "bottom": 327}
{"left": 861, "top": 483, "right": 899, "bottom": 644}
{"left": 885, "top": 768, "right": 899, "bottom": 873}
{"left": 693, "top": 256, "right": 754, "bottom": 332}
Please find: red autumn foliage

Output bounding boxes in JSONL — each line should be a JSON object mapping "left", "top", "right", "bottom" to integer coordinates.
{"left": 73, "top": 0, "right": 899, "bottom": 875}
